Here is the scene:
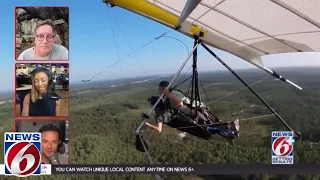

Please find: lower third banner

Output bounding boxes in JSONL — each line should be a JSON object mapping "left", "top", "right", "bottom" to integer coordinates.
{"left": 53, "top": 164, "right": 194, "bottom": 174}
{"left": 51, "top": 164, "right": 320, "bottom": 175}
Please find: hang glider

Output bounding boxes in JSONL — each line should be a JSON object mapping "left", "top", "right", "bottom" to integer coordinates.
{"left": 99, "top": 1, "right": 318, "bottom": 179}
{"left": 104, "top": 0, "right": 320, "bottom": 90}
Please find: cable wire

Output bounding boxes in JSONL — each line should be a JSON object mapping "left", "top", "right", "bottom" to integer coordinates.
{"left": 109, "top": 9, "right": 147, "bottom": 75}
{"left": 107, "top": 5, "right": 124, "bottom": 77}
{"left": 206, "top": 76, "right": 271, "bottom": 107}
{"left": 82, "top": 31, "right": 169, "bottom": 82}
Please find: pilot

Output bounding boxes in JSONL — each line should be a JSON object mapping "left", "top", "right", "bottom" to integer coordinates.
{"left": 17, "top": 19, "right": 68, "bottom": 60}
{"left": 21, "top": 67, "right": 60, "bottom": 116}
{"left": 39, "top": 124, "right": 68, "bottom": 164}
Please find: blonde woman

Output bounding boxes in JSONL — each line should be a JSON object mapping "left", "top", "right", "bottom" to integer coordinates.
{"left": 21, "top": 67, "right": 60, "bottom": 116}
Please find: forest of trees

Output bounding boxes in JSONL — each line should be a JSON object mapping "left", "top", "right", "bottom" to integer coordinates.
{"left": 0, "top": 68, "right": 319, "bottom": 180}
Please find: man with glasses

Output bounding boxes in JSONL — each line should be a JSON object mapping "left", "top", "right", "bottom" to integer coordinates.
{"left": 17, "top": 19, "right": 68, "bottom": 60}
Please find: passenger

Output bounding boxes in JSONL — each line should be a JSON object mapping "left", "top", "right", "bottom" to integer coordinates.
{"left": 144, "top": 95, "right": 240, "bottom": 141}
{"left": 158, "top": 81, "right": 213, "bottom": 122}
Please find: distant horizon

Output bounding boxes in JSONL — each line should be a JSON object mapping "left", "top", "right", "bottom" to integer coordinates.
{"left": 69, "top": 65, "right": 320, "bottom": 83}
{"left": 2, "top": 66, "right": 318, "bottom": 93}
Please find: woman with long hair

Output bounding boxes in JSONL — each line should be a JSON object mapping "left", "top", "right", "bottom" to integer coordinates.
{"left": 21, "top": 67, "right": 60, "bottom": 116}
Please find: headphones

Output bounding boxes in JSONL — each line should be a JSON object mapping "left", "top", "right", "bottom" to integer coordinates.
{"left": 30, "top": 66, "right": 53, "bottom": 85}
{"left": 30, "top": 66, "right": 55, "bottom": 95}
{"left": 39, "top": 123, "right": 63, "bottom": 148}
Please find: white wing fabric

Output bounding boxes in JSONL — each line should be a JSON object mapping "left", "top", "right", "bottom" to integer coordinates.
{"left": 104, "top": 0, "right": 320, "bottom": 66}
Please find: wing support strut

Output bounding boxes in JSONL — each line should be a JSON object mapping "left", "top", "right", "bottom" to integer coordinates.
{"left": 261, "top": 66, "right": 302, "bottom": 90}
{"left": 190, "top": 35, "right": 202, "bottom": 114}
{"left": 201, "top": 43, "right": 301, "bottom": 141}
{"left": 175, "top": 0, "right": 201, "bottom": 30}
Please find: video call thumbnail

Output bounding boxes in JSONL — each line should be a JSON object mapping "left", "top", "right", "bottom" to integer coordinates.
{"left": 15, "top": 6, "right": 69, "bottom": 61}
{"left": 15, "top": 63, "right": 69, "bottom": 117}
{"left": 15, "top": 119, "right": 69, "bottom": 164}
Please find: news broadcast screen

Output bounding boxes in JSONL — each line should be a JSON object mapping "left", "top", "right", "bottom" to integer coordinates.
{"left": 0, "top": 1, "right": 319, "bottom": 180}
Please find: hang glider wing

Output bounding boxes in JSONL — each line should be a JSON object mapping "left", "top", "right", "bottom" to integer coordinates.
{"left": 104, "top": 0, "right": 320, "bottom": 67}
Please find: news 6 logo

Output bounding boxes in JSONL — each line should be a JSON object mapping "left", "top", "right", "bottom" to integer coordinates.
{"left": 271, "top": 131, "right": 295, "bottom": 164}
{"left": 4, "top": 132, "right": 41, "bottom": 177}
